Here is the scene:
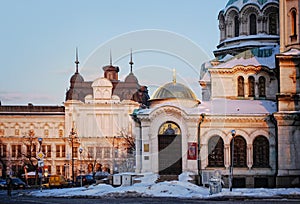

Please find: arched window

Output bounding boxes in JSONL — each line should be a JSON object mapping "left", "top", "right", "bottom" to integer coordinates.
{"left": 290, "top": 9, "right": 297, "bottom": 39}
{"left": 269, "top": 13, "right": 277, "bottom": 35}
{"left": 250, "top": 14, "right": 257, "bottom": 35}
{"left": 248, "top": 76, "right": 255, "bottom": 97}
{"left": 208, "top": 136, "right": 224, "bottom": 167}
{"left": 253, "top": 136, "right": 269, "bottom": 167}
{"left": 234, "top": 15, "right": 239, "bottom": 37}
{"left": 231, "top": 136, "right": 247, "bottom": 167}
{"left": 258, "top": 76, "right": 266, "bottom": 97}
{"left": 238, "top": 76, "right": 245, "bottom": 97}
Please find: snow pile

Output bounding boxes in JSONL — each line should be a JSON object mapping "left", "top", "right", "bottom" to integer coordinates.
{"left": 27, "top": 172, "right": 300, "bottom": 199}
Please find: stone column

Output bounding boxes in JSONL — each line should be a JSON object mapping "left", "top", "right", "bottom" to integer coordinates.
{"left": 247, "top": 144, "right": 253, "bottom": 169}
{"left": 224, "top": 144, "right": 230, "bottom": 169}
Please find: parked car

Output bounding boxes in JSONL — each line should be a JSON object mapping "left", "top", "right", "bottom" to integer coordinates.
{"left": 75, "top": 174, "right": 96, "bottom": 186}
{"left": 94, "top": 171, "right": 110, "bottom": 180}
{"left": 11, "top": 178, "right": 28, "bottom": 189}
{"left": 49, "top": 175, "right": 70, "bottom": 188}
{"left": 0, "top": 178, "right": 28, "bottom": 190}
{"left": 0, "top": 179, "right": 6, "bottom": 189}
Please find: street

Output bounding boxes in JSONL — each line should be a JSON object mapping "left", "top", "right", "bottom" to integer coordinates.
{"left": 0, "top": 189, "right": 300, "bottom": 204}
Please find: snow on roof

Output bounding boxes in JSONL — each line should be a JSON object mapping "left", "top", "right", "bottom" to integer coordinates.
{"left": 213, "top": 46, "right": 279, "bottom": 69}
{"left": 199, "top": 98, "right": 277, "bottom": 115}
{"left": 200, "top": 72, "right": 211, "bottom": 82}
{"left": 281, "top": 48, "right": 300, "bottom": 56}
{"left": 220, "top": 34, "right": 279, "bottom": 45}
{"left": 219, "top": 54, "right": 234, "bottom": 62}
{"left": 27, "top": 172, "right": 300, "bottom": 199}
{"left": 136, "top": 98, "right": 276, "bottom": 116}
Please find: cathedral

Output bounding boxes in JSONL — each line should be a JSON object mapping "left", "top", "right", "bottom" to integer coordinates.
{"left": 132, "top": 0, "right": 300, "bottom": 188}
{"left": 0, "top": 0, "right": 300, "bottom": 188}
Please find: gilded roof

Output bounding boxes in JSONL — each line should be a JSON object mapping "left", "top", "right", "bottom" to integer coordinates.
{"left": 151, "top": 82, "right": 198, "bottom": 101}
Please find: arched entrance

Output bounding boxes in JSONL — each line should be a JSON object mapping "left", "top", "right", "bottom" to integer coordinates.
{"left": 158, "top": 122, "right": 182, "bottom": 175}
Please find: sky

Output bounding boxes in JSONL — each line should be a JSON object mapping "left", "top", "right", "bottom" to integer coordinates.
{"left": 28, "top": 172, "right": 300, "bottom": 199}
{"left": 0, "top": 0, "right": 228, "bottom": 105}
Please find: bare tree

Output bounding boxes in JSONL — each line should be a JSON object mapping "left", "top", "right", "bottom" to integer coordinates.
{"left": 118, "top": 129, "right": 136, "bottom": 172}
{"left": 0, "top": 138, "right": 7, "bottom": 178}
{"left": 21, "top": 130, "right": 39, "bottom": 185}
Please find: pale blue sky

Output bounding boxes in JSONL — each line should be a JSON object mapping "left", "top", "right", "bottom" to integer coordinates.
{"left": 0, "top": 0, "right": 228, "bottom": 105}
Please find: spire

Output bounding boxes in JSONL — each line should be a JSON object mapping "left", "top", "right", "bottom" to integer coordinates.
{"left": 109, "top": 49, "right": 112, "bottom": 66}
{"left": 129, "top": 49, "right": 134, "bottom": 73}
{"left": 75, "top": 47, "right": 79, "bottom": 73}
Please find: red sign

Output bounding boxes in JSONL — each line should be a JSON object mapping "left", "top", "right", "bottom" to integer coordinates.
{"left": 187, "top": 142, "right": 197, "bottom": 160}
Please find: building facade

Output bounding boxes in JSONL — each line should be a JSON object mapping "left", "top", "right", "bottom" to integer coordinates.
{"left": 133, "top": 0, "right": 300, "bottom": 188}
{"left": 0, "top": 0, "right": 300, "bottom": 188}
{"left": 0, "top": 52, "right": 141, "bottom": 181}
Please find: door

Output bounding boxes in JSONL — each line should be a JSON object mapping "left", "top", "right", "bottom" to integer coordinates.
{"left": 158, "top": 122, "right": 182, "bottom": 175}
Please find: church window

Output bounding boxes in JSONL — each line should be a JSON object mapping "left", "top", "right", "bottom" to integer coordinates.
{"left": 208, "top": 136, "right": 224, "bottom": 167}
{"left": 250, "top": 14, "right": 257, "bottom": 35}
{"left": 248, "top": 76, "right": 255, "bottom": 97}
{"left": 231, "top": 136, "right": 247, "bottom": 167}
{"left": 290, "top": 8, "right": 297, "bottom": 40}
{"left": 258, "top": 76, "right": 266, "bottom": 97}
{"left": 238, "top": 76, "right": 245, "bottom": 97}
{"left": 253, "top": 136, "right": 269, "bottom": 168}
{"left": 269, "top": 13, "right": 277, "bottom": 35}
{"left": 234, "top": 15, "right": 239, "bottom": 37}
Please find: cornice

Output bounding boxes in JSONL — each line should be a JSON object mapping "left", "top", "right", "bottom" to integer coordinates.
{"left": 209, "top": 65, "right": 274, "bottom": 75}
{"left": 202, "top": 114, "right": 269, "bottom": 123}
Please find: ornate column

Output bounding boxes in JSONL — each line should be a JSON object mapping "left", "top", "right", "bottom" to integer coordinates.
{"left": 247, "top": 144, "right": 253, "bottom": 169}
{"left": 224, "top": 144, "right": 230, "bottom": 169}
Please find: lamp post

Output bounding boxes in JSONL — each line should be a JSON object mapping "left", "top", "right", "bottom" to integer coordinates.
{"left": 69, "top": 128, "right": 79, "bottom": 184}
{"left": 79, "top": 147, "right": 83, "bottom": 187}
{"left": 229, "top": 129, "right": 236, "bottom": 192}
{"left": 38, "top": 137, "right": 43, "bottom": 191}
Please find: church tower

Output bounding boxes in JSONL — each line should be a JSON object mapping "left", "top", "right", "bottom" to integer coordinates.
{"left": 275, "top": 0, "right": 300, "bottom": 187}
{"left": 279, "top": 0, "right": 300, "bottom": 52}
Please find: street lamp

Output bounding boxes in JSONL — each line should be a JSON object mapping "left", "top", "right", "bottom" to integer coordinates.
{"left": 38, "top": 137, "right": 43, "bottom": 191}
{"left": 69, "top": 128, "right": 79, "bottom": 184}
{"left": 229, "top": 129, "right": 236, "bottom": 192}
{"left": 79, "top": 147, "right": 83, "bottom": 187}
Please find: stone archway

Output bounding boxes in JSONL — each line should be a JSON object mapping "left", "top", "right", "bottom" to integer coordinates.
{"left": 158, "top": 122, "right": 182, "bottom": 175}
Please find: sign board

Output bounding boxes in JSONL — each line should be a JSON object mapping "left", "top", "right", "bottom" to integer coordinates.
{"left": 38, "top": 160, "right": 44, "bottom": 167}
{"left": 37, "top": 152, "right": 45, "bottom": 160}
{"left": 187, "top": 142, "right": 197, "bottom": 160}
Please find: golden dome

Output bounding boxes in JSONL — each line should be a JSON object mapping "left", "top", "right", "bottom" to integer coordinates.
{"left": 151, "top": 82, "right": 198, "bottom": 101}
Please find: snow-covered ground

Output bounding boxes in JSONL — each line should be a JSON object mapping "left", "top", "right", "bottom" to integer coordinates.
{"left": 27, "top": 172, "right": 300, "bottom": 199}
